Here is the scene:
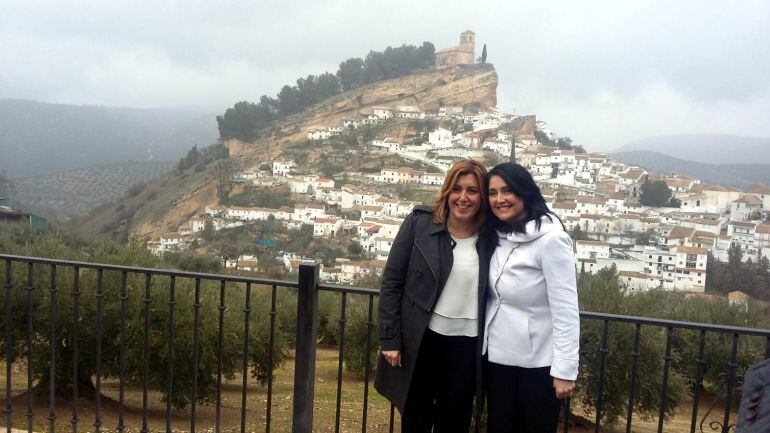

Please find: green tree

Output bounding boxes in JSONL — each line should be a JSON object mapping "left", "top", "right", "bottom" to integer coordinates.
{"left": 337, "top": 57, "right": 365, "bottom": 91}
{"left": 481, "top": 44, "right": 487, "bottom": 63}
{"left": 347, "top": 241, "right": 364, "bottom": 258}
{"left": 176, "top": 144, "right": 200, "bottom": 173}
{"left": 217, "top": 41, "right": 435, "bottom": 142}
{"left": 163, "top": 251, "right": 222, "bottom": 273}
{"left": 639, "top": 179, "right": 674, "bottom": 207}
{"left": 276, "top": 85, "right": 302, "bottom": 115}
{"left": 727, "top": 244, "right": 745, "bottom": 292}
{"left": 227, "top": 185, "right": 293, "bottom": 208}
{"left": 576, "top": 265, "right": 768, "bottom": 424}
{"left": 557, "top": 136, "right": 573, "bottom": 150}
{"left": 707, "top": 246, "right": 770, "bottom": 301}
{"left": 216, "top": 101, "right": 261, "bottom": 141}
{"left": 315, "top": 72, "right": 343, "bottom": 100}
{"left": 0, "top": 225, "right": 286, "bottom": 408}
{"left": 570, "top": 222, "right": 590, "bottom": 241}
{"left": 669, "top": 197, "right": 682, "bottom": 208}
{"left": 201, "top": 219, "right": 215, "bottom": 241}
{"left": 343, "top": 297, "right": 378, "bottom": 377}
{"left": 635, "top": 229, "right": 655, "bottom": 245}
{"left": 577, "top": 267, "right": 687, "bottom": 424}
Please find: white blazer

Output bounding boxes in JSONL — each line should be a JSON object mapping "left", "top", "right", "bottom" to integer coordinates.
{"left": 483, "top": 215, "right": 580, "bottom": 380}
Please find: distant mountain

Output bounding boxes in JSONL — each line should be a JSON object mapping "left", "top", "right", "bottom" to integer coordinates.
{"left": 609, "top": 150, "right": 770, "bottom": 188}
{"left": 615, "top": 134, "right": 770, "bottom": 165}
{"left": 0, "top": 99, "right": 219, "bottom": 177}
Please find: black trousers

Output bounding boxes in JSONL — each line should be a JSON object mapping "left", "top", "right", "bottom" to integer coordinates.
{"left": 402, "top": 329, "right": 477, "bottom": 433}
{"left": 485, "top": 361, "right": 562, "bottom": 433}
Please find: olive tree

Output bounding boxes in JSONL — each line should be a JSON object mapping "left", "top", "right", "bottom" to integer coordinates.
{"left": 0, "top": 225, "right": 286, "bottom": 408}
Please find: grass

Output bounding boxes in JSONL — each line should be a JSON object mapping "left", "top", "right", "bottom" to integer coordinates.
{"left": 1, "top": 347, "right": 396, "bottom": 433}
{"left": 1, "top": 350, "right": 739, "bottom": 433}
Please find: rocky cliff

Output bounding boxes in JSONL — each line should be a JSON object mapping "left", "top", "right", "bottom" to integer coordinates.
{"left": 229, "top": 63, "right": 498, "bottom": 157}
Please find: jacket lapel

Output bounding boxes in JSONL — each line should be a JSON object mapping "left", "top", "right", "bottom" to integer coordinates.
{"left": 437, "top": 233, "right": 453, "bottom": 294}
{"left": 414, "top": 222, "right": 447, "bottom": 298}
{"left": 477, "top": 233, "right": 491, "bottom": 308}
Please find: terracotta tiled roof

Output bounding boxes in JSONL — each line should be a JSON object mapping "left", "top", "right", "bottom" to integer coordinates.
{"left": 733, "top": 195, "right": 763, "bottom": 205}
{"left": 674, "top": 246, "right": 708, "bottom": 255}
{"left": 576, "top": 240, "right": 609, "bottom": 247}
{"left": 668, "top": 226, "right": 696, "bottom": 239}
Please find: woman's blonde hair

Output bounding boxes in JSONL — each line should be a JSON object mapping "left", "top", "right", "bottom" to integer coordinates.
{"left": 432, "top": 159, "right": 488, "bottom": 232}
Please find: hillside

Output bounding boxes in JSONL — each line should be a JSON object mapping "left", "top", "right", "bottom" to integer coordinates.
{"left": 8, "top": 161, "right": 175, "bottom": 219}
{"left": 0, "top": 99, "right": 219, "bottom": 177}
{"left": 240, "top": 63, "right": 498, "bottom": 158}
{"left": 67, "top": 65, "right": 499, "bottom": 241}
{"left": 615, "top": 134, "right": 770, "bottom": 165}
{"left": 67, "top": 149, "right": 225, "bottom": 242}
{"left": 609, "top": 150, "right": 770, "bottom": 188}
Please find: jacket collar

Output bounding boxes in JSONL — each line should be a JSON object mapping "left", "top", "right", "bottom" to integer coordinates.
{"left": 428, "top": 221, "right": 447, "bottom": 235}
{"left": 498, "top": 215, "right": 562, "bottom": 243}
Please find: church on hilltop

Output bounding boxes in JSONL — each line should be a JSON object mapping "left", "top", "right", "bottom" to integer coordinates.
{"left": 435, "top": 30, "right": 476, "bottom": 69}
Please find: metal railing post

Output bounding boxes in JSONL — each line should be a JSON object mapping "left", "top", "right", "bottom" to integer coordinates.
{"left": 292, "top": 261, "right": 320, "bottom": 433}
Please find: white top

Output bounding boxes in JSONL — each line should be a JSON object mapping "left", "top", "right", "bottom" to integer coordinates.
{"left": 428, "top": 234, "right": 479, "bottom": 337}
{"left": 483, "top": 216, "right": 580, "bottom": 380}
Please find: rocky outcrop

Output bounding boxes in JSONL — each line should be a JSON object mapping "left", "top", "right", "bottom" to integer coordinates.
{"left": 502, "top": 115, "right": 537, "bottom": 141}
{"left": 242, "top": 64, "right": 498, "bottom": 152}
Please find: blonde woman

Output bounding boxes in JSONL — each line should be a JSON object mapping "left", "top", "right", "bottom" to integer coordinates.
{"left": 375, "top": 159, "right": 493, "bottom": 433}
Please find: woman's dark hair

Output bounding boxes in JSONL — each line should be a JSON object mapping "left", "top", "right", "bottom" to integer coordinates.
{"left": 486, "top": 162, "right": 562, "bottom": 234}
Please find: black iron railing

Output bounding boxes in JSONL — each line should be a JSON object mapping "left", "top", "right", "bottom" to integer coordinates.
{"left": 1, "top": 254, "right": 298, "bottom": 433}
{"left": 1, "top": 254, "right": 769, "bottom": 433}
{"left": 574, "top": 312, "right": 770, "bottom": 433}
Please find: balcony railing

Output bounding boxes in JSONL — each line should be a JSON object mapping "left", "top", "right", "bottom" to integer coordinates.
{"left": 1, "top": 253, "right": 769, "bottom": 433}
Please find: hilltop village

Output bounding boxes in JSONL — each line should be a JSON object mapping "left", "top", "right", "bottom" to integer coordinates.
{"left": 146, "top": 101, "right": 770, "bottom": 300}
{"left": 134, "top": 30, "right": 759, "bottom": 300}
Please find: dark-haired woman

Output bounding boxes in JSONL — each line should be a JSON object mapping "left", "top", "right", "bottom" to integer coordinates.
{"left": 483, "top": 162, "right": 580, "bottom": 433}
{"left": 375, "top": 159, "right": 493, "bottom": 433}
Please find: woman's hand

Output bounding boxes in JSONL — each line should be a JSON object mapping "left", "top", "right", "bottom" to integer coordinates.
{"left": 381, "top": 350, "right": 402, "bottom": 367}
{"left": 553, "top": 378, "right": 575, "bottom": 399}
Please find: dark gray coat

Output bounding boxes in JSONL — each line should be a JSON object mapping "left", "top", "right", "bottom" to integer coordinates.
{"left": 374, "top": 206, "right": 493, "bottom": 425}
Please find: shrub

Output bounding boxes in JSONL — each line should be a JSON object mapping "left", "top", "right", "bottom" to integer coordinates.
{"left": 127, "top": 181, "right": 147, "bottom": 197}
{"left": 342, "top": 296, "right": 378, "bottom": 377}
{"left": 249, "top": 288, "right": 288, "bottom": 385}
{"left": 317, "top": 291, "right": 342, "bottom": 345}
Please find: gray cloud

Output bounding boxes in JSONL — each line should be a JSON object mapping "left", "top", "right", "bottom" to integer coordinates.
{"left": 1, "top": 0, "right": 768, "bottom": 150}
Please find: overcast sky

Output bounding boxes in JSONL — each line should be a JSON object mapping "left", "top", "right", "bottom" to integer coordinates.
{"left": 1, "top": 0, "right": 768, "bottom": 151}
